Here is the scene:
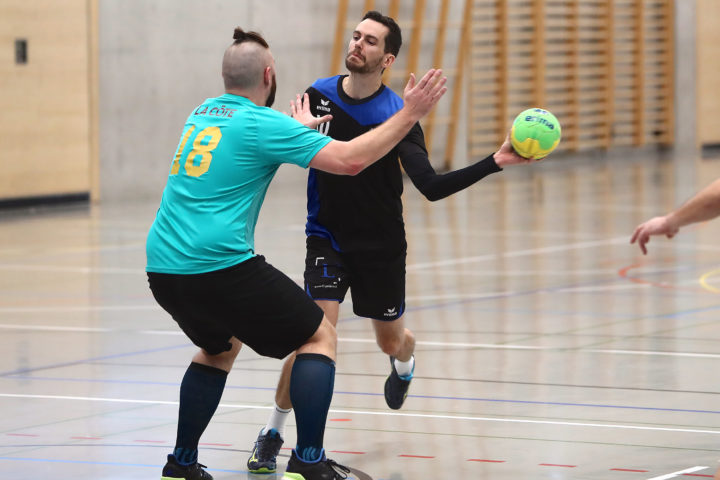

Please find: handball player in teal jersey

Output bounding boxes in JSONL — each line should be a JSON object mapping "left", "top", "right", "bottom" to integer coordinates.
{"left": 146, "top": 27, "right": 446, "bottom": 480}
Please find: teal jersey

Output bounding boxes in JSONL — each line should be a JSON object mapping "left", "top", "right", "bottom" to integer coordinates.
{"left": 146, "top": 94, "right": 332, "bottom": 274}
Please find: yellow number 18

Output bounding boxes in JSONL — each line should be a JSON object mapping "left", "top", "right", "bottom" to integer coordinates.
{"left": 170, "top": 125, "right": 222, "bottom": 177}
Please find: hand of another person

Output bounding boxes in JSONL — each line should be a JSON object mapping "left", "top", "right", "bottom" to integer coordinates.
{"left": 402, "top": 69, "right": 448, "bottom": 121}
{"left": 493, "top": 133, "right": 537, "bottom": 167}
{"left": 289, "top": 93, "right": 332, "bottom": 129}
{"left": 630, "top": 215, "right": 679, "bottom": 255}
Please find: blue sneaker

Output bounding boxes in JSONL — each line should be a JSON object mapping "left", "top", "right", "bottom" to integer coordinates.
{"left": 161, "top": 454, "right": 213, "bottom": 480}
{"left": 384, "top": 355, "right": 414, "bottom": 409}
{"left": 247, "top": 428, "right": 284, "bottom": 473}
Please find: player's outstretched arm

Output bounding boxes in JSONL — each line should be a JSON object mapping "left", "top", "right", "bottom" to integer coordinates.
{"left": 630, "top": 216, "right": 679, "bottom": 255}
{"left": 310, "top": 69, "right": 447, "bottom": 175}
{"left": 630, "top": 177, "right": 720, "bottom": 255}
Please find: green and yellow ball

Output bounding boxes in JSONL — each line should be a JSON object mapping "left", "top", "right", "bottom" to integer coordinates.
{"left": 510, "top": 108, "right": 562, "bottom": 159}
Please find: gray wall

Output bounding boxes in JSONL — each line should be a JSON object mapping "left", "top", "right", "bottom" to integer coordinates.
{"left": 99, "top": 0, "right": 338, "bottom": 202}
{"left": 98, "top": 0, "right": 695, "bottom": 203}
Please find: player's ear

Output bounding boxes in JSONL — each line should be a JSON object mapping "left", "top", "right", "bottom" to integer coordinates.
{"left": 383, "top": 54, "right": 396, "bottom": 70}
{"left": 263, "top": 66, "right": 272, "bottom": 86}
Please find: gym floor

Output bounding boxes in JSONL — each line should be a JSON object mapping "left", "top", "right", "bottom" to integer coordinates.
{"left": 1, "top": 149, "right": 720, "bottom": 480}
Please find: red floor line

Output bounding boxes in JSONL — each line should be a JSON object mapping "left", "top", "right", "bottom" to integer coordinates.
{"left": 6, "top": 433, "right": 38, "bottom": 437}
{"left": 618, "top": 263, "right": 704, "bottom": 292}
{"left": 539, "top": 464, "right": 576, "bottom": 468}
{"left": 134, "top": 440, "right": 166, "bottom": 443}
{"left": 71, "top": 436, "right": 102, "bottom": 440}
{"left": 468, "top": 459, "right": 506, "bottom": 463}
{"left": 610, "top": 468, "right": 650, "bottom": 472}
{"left": 398, "top": 454, "right": 435, "bottom": 459}
{"left": 328, "top": 450, "right": 365, "bottom": 455}
{"left": 329, "top": 418, "right": 352, "bottom": 421}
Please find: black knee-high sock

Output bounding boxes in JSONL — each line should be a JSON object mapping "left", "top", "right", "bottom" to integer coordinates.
{"left": 290, "top": 353, "right": 335, "bottom": 462}
{"left": 173, "top": 362, "right": 227, "bottom": 465}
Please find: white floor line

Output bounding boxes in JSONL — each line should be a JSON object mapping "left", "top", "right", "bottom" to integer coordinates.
{"left": 1, "top": 325, "right": 719, "bottom": 359}
{"left": 646, "top": 465, "right": 708, "bottom": 479}
{"left": 0, "top": 393, "right": 719, "bottom": 436}
{"left": 406, "top": 236, "right": 629, "bottom": 271}
{"left": 0, "top": 305, "right": 160, "bottom": 313}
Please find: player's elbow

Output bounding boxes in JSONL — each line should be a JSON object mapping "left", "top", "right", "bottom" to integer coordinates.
{"left": 311, "top": 141, "right": 367, "bottom": 176}
{"left": 342, "top": 158, "right": 366, "bottom": 176}
{"left": 423, "top": 191, "right": 445, "bottom": 202}
{"left": 419, "top": 186, "right": 448, "bottom": 202}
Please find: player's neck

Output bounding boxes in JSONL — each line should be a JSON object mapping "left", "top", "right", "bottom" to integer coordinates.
{"left": 342, "top": 72, "right": 383, "bottom": 100}
{"left": 225, "top": 88, "right": 264, "bottom": 106}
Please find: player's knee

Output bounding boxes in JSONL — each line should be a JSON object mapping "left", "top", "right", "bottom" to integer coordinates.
{"left": 377, "top": 336, "right": 403, "bottom": 356}
{"left": 306, "top": 316, "right": 337, "bottom": 349}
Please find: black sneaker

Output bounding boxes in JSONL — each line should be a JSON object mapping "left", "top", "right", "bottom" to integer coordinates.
{"left": 161, "top": 454, "right": 213, "bottom": 480}
{"left": 282, "top": 450, "right": 350, "bottom": 480}
{"left": 247, "top": 428, "right": 284, "bottom": 473}
{"left": 384, "top": 355, "right": 414, "bottom": 409}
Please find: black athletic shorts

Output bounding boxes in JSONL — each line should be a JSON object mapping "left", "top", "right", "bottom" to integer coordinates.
{"left": 147, "top": 255, "right": 324, "bottom": 359}
{"left": 304, "top": 235, "right": 406, "bottom": 321}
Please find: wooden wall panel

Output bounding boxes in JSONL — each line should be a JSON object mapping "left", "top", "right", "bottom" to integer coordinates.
{"left": 0, "top": 0, "right": 92, "bottom": 200}
{"left": 469, "top": 0, "right": 674, "bottom": 157}
{"left": 697, "top": 0, "right": 720, "bottom": 147}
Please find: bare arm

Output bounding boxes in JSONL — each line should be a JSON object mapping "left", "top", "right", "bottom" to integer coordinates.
{"left": 308, "top": 69, "right": 447, "bottom": 175}
{"left": 630, "top": 177, "right": 720, "bottom": 254}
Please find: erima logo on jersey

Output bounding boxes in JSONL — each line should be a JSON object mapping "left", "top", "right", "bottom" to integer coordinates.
{"left": 384, "top": 307, "right": 397, "bottom": 317}
{"left": 316, "top": 98, "right": 331, "bottom": 113}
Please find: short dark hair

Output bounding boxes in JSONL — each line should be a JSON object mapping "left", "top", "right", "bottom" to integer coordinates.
{"left": 362, "top": 10, "right": 402, "bottom": 57}
{"left": 232, "top": 27, "right": 269, "bottom": 49}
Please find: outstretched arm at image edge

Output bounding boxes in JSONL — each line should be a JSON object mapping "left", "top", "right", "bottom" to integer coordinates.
{"left": 631, "top": 177, "right": 720, "bottom": 254}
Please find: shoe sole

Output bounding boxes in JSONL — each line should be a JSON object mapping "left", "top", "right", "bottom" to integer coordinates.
{"left": 281, "top": 474, "right": 305, "bottom": 480}
{"left": 248, "top": 466, "right": 276, "bottom": 474}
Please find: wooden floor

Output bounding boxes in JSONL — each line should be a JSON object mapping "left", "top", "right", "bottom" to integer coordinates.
{"left": 2, "top": 149, "right": 720, "bottom": 480}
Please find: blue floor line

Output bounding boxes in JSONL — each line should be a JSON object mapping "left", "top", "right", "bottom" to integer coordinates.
{"left": 5, "top": 374, "right": 720, "bottom": 415}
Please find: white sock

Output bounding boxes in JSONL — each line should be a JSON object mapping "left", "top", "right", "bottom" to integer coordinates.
{"left": 262, "top": 403, "right": 292, "bottom": 438}
{"left": 393, "top": 355, "right": 415, "bottom": 378}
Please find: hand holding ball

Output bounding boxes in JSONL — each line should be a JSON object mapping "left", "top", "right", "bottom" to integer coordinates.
{"left": 510, "top": 108, "right": 561, "bottom": 159}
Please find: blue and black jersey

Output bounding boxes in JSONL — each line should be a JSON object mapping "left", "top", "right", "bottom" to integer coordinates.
{"left": 305, "top": 75, "right": 502, "bottom": 254}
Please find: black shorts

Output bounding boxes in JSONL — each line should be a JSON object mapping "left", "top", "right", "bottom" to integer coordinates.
{"left": 147, "top": 255, "right": 324, "bottom": 359}
{"left": 304, "top": 236, "right": 406, "bottom": 321}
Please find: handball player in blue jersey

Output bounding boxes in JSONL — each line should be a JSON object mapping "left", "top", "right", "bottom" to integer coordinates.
{"left": 247, "top": 10, "right": 535, "bottom": 475}
{"left": 146, "top": 27, "right": 447, "bottom": 480}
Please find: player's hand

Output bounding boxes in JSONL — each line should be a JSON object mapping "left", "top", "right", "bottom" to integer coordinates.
{"left": 630, "top": 215, "right": 679, "bottom": 255}
{"left": 402, "top": 69, "right": 448, "bottom": 121}
{"left": 289, "top": 93, "right": 332, "bottom": 129}
{"left": 493, "top": 133, "right": 537, "bottom": 167}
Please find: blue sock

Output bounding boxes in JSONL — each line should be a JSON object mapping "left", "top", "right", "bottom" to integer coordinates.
{"left": 290, "top": 353, "right": 335, "bottom": 463}
{"left": 173, "top": 362, "right": 227, "bottom": 465}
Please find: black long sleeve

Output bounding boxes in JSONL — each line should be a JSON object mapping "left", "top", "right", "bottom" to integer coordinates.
{"left": 398, "top": 123, "right": 503, "bottom": 202}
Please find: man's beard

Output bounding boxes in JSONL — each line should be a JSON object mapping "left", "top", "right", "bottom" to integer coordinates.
{"left": 345, "top": 52, "right": 383, "bottom": 74}
{"left": 265, "top": 74, "right": 277, "bottom": 107}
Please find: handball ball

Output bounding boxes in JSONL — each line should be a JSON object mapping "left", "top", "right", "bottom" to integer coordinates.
{"left": 510, "top": 108, "right": 562, "bottom": 159}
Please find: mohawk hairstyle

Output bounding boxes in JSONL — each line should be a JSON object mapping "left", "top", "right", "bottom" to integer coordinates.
{"left": 232, "top": 27, "right": 269, "bottom": 48}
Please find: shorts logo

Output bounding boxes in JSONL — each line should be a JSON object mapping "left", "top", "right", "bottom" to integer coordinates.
{"left": 384, "top": 307, "right": 397, "bottom": 317}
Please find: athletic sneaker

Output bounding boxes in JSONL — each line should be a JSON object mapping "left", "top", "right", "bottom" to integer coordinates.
{"left": 384, "top": 355, "right": 414, "bottom": 409}
{"left": 282, "top": 450, "right": 350, "bottom": 480}
{"left": 161, "top": 454, "right": 213, "bottom": 480}
{"left": 247, "top": 428, "right": 284, "bottom": 473}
